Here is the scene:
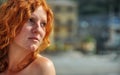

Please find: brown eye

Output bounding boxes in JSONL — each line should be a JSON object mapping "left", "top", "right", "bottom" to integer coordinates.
{"left": 29, "top": 18, "right": 34, "bottom": 23}
{"left": 40, "top": 22, "right": 46, "bottom": 27}
{"left": 28, "top": 18, "right": 35, "bottom": 25}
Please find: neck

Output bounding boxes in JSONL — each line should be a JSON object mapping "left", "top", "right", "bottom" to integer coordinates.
{"left": 8, "top": 42, "right": 35, "bottom": 73}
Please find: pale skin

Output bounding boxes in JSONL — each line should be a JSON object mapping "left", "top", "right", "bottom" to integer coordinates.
{"left": 0, "top": 6, "right": 55, "bottom": 75}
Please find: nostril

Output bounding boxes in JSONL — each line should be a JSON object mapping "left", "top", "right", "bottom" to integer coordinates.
{"left": 32, "top": 27, "right": 41, "bottom": 34}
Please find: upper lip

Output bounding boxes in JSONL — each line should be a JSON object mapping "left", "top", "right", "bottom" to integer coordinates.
{"left": 28, "top": 37, "right": 40, "bottom": 41}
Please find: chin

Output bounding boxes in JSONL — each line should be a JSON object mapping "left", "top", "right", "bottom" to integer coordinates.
{"left": 28, "top": 45, "right": 39, "bottom": 52}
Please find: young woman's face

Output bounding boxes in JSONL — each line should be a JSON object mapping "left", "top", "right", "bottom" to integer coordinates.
{"left": 13, "top": 6, "right": 47, "bottom": 51}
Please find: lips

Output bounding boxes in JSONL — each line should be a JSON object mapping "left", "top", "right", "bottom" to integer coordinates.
{"left": 28, "top": 37, "right": 40, "bottom": 42}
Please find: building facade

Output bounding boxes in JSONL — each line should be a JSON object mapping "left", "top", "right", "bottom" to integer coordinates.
{"left": 47, "top": 0, "right": 78, "bottom": 51}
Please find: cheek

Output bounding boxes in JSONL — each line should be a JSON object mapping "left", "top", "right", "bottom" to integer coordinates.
{"left": 14, "top": 26, "right": 30, "bottom": 44}
{"left": 41, "top": 29, "right": 46, "bottom": 38}
{"left": 15, "top": 29, "right": 29, "bottom": 40}
{"left": 43, "top": 31, "right": 47, "bottom": 39}
{"left": 43, "top": 31, "right": 46, "bottom": 37}
{"left": 13, "top": 32, "right": 27, "bottom": 46}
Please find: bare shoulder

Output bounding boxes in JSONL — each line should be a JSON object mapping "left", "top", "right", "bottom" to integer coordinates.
{"left": 31, "top": 54, "right": 56, "bottom": 75}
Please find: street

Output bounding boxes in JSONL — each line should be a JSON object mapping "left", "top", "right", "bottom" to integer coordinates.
{"left": 43, "top": 50, "right": 120, "bottom": 75}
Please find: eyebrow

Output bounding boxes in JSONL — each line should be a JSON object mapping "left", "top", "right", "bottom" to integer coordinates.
{"left": 31, "top": 14, "right": 47, "bottom": 23}
{"left": 31, "top": 14, "right": 38, "bottom": 21}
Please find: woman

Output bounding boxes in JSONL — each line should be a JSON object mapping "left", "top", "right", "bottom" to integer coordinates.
{"left": 0, "top": 0, "right": 55, "bottom": 75}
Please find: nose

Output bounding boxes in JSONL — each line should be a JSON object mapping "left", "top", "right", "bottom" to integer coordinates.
{"left": 32, "top": 23, "right": 42, "bottom": 34}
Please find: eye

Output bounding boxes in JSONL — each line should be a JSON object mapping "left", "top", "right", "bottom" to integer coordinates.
{"left": 40, "top": 22, "right": 47, "bottom": 27}
{"left": 28, "top": 18, "right": 35, "bottom": 26}
{"left": 29, "top": 18, "right": 34, "bottom": 23}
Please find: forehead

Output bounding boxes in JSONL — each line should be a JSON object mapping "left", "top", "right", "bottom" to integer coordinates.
{"left": 31, "top": 6, "right": 47, "bottom": 21}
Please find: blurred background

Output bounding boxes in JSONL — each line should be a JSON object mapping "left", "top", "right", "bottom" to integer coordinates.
{"left": 45, "top": 0, "right": 120, "bottom": 75}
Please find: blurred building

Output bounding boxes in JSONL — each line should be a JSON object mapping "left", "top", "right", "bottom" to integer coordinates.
{"left": 104, "top": 0, "right": 120, "bottom": 52}
{"left": 77, "top": 0, "right": 109, "bottom": 53}
{"left": 105, "top": 16, "right": 120, "bottom": 51}
{"left": 77, "top": 0, "right": 120, "bottom": 54}
{"left": 46, "top": 0, "right": 120, "bottom": 54}
{"left": 47, "top": 0, "right": 78, "bottom": 50}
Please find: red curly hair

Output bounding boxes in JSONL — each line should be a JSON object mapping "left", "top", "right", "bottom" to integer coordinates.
{"left": 0, "top": 0, "right": 53, "bottom": 73}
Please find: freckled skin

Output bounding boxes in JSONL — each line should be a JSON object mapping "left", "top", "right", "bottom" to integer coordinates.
{"left": 13, "top": 6, "right": 46, "bottom": 52}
